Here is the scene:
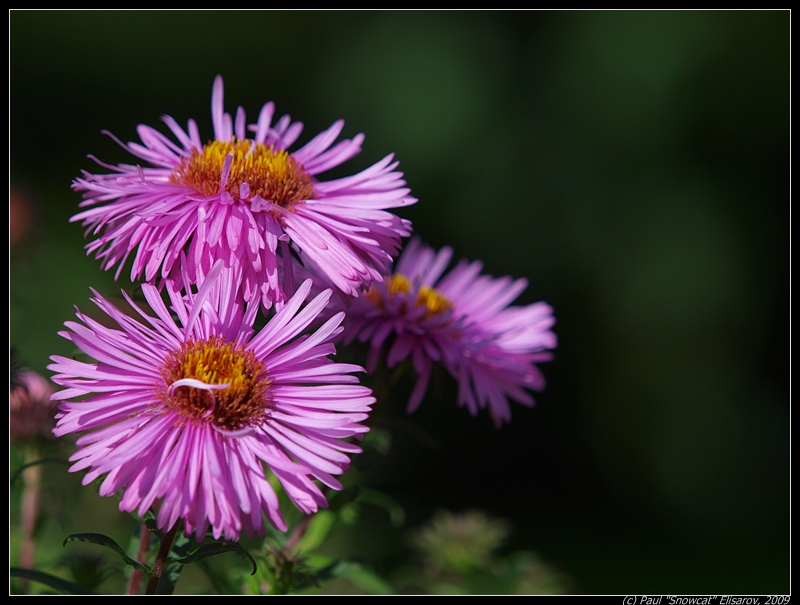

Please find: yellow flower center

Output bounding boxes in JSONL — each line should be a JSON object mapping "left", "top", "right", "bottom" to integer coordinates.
{"left": 169, "top": 139, "right": 315, "bottom": 209}
{"left": 365, "top": 273, "right": 452, "bottom": 318}
{"left": 416, "top": 285, "right": 452, "bottom": 318}
{"left": 160, "top": 336, "right": 272, "bottom": 431}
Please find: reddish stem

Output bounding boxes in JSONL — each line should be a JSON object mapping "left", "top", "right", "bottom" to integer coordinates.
{"left": 145, "top": 524, "right": 179, "bottom": 595}
{"left": 126, "top": 522, "right": 153, "bottom": 595}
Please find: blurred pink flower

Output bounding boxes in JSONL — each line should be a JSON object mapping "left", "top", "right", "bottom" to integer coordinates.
{"left": 73, "top": 75, "right": 415, "bottom": 308}
{"left": 49, "top": 264, "right": 374, "bottom": 540}
{"left": 335, "top": 239, "right": 557, "bottom": 427}
{"left": 10, "top": 369, "right": 59, "bottom": 442}
{"left": 10, "top": 188, "right": 34, "bottom": 248}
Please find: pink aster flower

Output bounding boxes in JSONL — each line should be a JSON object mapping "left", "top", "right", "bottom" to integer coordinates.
{"left": 72, "top": 75, "right": 415, "bottom": 308}
{"left": 336, "top": 239, "right": 557, "bottom": 428}
{"left": 48, "top": 263, "right": 374, "bottom": 541}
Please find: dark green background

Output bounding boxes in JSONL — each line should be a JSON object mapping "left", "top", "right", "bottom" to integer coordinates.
{"left": 10, "top": 11, "right": 789, "bottom": 594}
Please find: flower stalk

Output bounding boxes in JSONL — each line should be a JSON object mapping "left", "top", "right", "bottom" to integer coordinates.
{"left": 146, "top": 523, "right": 179, "bottom": 595}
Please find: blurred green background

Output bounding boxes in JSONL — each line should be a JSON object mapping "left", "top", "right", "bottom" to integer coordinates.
{"left": 10, "top": 11, "right": 788, "bottom": 594}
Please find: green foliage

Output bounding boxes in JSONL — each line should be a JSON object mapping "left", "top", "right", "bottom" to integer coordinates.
{"left": 251, "top": 547, "right": 319, "bottom": 595}
{"left": 58, "top": 552, "right": 118, "bottom": 592}
{"left": 169, "top": 540, "right": 257, "bottom": 576}
{"left": 401, "top": 510, "right": 570, "bottom": 595}
{"left": 11, "top": 567, "right": 96, "bottom": 595}
{"left": 10, "top": 11, "right": 788, "bottom": 593}
{"left": 411, "top": 509, "right": 510, "bottom": 575}
{"left": 323, "top": 561, "right": 395, "bottom": 595}
{"left": 63, "top": 533, "right": 153, "bottom": 575}
{"left": 9, "top": 457, "right": 69, "bottom": 488}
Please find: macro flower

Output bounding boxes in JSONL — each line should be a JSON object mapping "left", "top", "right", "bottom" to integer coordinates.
{"left": 335, "top": 239, "right": 557, "bottom": 427}
{"left": 49, "top": 263, "right": 374, "bottom": 541}
{"left": 72, "top": 75, "right": 415, "bottom": 308}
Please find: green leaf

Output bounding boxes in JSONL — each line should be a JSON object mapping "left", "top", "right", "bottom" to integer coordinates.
{"left": 329, "top": 561, "right": 394, "bottom": 595}
{"left": 63, "top": 533, "right": 152, "bottom": 575}
{"left": 142, "top": 510, "right": 164, "bottom": 541}
{"left": 195, "top": 558, "right": 240, "bottom": 595}
{"left": 10, "top": 567, "right": 95, "bottom": 595}
{"left": 358, "top": 488, "right": 406, "bottom": 527}
{"left": 296, "top": 510, "right": 337, "bottom": 553}
{"left": 363, "top": 427, "right": 393, "bottom": 455}
{"left": 154, "top": 563, "right": 183, "bottom": 595}
{"left": 169, "top": 541, "right": 258, "bottom": 576}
